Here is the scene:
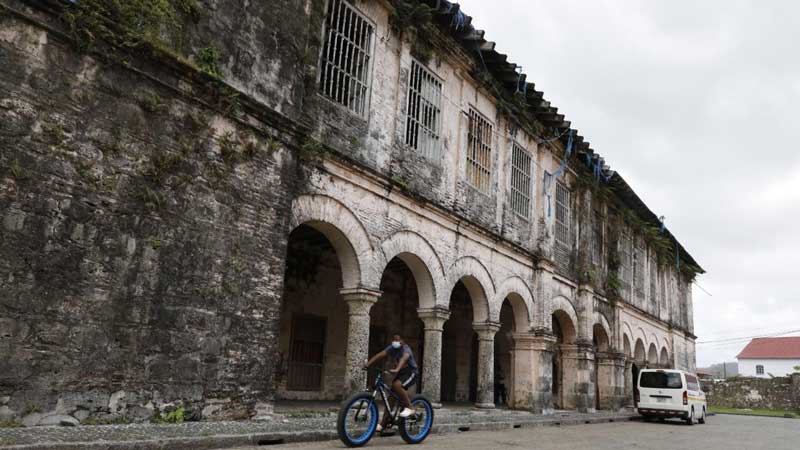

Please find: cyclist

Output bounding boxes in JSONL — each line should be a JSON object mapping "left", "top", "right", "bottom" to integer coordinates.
{"left": 364, "top": 334, "right": 418, "bottom": 431}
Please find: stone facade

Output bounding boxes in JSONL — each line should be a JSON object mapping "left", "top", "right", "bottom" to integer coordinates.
{"left": 0, "top": 0, "right": 699, "bottom": 424}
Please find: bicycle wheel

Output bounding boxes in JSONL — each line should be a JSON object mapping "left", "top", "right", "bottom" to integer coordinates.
{"left": 399, "top": 394, "right": 434, "bottom": 444}
{"left": 337, "top": 393, "right": 379, "bottom": 447}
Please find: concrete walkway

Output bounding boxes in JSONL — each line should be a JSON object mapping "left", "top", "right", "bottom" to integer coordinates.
{"left": 0, "top": 407, "right": 638, "bottom": 450}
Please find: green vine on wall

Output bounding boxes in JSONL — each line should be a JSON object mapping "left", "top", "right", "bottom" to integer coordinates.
{"left": 389, "top": 0, "right": 436, "bottom": 63}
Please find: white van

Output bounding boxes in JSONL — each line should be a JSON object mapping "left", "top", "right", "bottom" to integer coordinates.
{"left": 635, "top": 369, "right": 707, "bottom": 425}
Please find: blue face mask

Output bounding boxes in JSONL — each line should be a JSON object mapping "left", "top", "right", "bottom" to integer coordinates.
{"left": 391, "top": 341, "right": 401, "bottom": 349}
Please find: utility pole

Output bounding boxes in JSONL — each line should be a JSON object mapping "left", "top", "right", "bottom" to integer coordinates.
{"left": 723, "top": 362, "right": 727, "bottom": 379}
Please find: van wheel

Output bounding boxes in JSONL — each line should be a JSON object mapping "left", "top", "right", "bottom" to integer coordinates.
{"left": 685, "top": 407, "right": 695, "bottom": 426}
{"left": 698, "top": 407, "right": 706, "bottom": 424}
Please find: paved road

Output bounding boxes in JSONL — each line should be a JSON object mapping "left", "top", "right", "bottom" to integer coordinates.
{"left": 227, "top": 414, "right": 799, "bottom": 450}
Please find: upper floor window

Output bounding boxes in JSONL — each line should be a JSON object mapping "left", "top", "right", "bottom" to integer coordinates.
{"left": 509, "top": 142, "right": 532, "bottom": 218}
{"left": 756, "top": 365, "right": 764, "bottom": 375}
{"left": 319, "top": 0, "right": 374, "bottom": 116}
{"left": 405, "top": 60, "right": 443, "bottom": 160}
{"left": 634, "top": 241, "right": 645, "bottom": 293}
{"left": 466, "top": 108, "right": 493, "bottom": 192}
{"left": 620, "top": 234, "right": 632, "bottom": 287}
{"left": 592, "top": 211, "right": 603, "bottom": 265}
{"left": 555, "top": 182, "right": 570, "bottom": 248}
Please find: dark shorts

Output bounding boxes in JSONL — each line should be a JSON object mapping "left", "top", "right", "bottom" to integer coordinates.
{"left": 394, "top": 367, "right": 419, "bottom": 389}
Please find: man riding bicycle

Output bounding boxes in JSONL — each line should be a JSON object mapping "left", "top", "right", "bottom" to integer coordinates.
{"left": 364, "top": 334, "right": 418, "bottom": 431}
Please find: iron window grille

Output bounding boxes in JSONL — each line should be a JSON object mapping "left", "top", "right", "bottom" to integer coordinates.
{"left": 318, "top": 0, "right": 374, "bottom": 116}
{"left": 756, "top": 365, "right": 764, "bottom": 375}
{"left": 620, "top": 234, "right": 632, "bottom": 289}
{"left": 555, "top": 182, "right": 570, "bottom": 248}
{"left": 405, "top": 60, "right": 443, "bottom": 161}
{"left": 592, "top": 211, "right": 603, "bottom": 265}
{"left": 634, "top": 242, "right": 645, "bottom": 293}
{"left": 466, "top": 108, "right": 493, "bottom": 192}
{"left": 509, "top": 142, "right": 532, "bottom": 218}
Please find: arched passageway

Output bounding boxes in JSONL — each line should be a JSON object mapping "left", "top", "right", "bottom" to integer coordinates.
{"left": 368, "top": 257, "right": 424, "bottom": 390}
{"left": 660, "top": 347, "right": 670, "bottom": 368}
{"left": 551, "top": 310, "right": 577, "bottom": 410}
{"left": 276, "top": 224, "right": 351, "bottom": 400}
{"left": 592, "top": 323, "right": 610, "bottom": 410}
{"left": 648, "top": 343, "right": 659, "bottom": 367}
{"left": 441, "top": 275, "right": 495, "bottom": 408}
{"left": 494, "top": 301, "right": 514, "bottom": 407}
{"left": 441, "top": 280, "right": 478, "bottom": 404}
{"left": 632, "top": 339, "right": 646, "bottom": 407}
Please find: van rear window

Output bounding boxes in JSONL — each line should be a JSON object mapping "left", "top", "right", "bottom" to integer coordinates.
{"left": 640, "top": 372, "right": 683, "bottom": 389}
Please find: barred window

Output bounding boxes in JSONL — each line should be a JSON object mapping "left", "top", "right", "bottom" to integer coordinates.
{"left": 405, "top": 60, "right": 442, "bottom": 160}
{"left": 756, "top": 365, "right": 764, "bottom": 375}
{"left": 592, "top": 211, "right": 603, "bottom": 265}
{"left": 555, "top": 182, "right": 570, "bottom": 247}
{"left": 620, "top": 234, "right": 632, "bottom": 287}
{"left": 649, "top": 255, "right": 658, "bottom": 305}
{"left": 466, "top": 109, "right": 493, "bottom": 192}
{"left": 634, "top": 242, "right": 645, "bottom": 293}
{"left": 509, "top": 142, "right": 532, "bottom": 218}
{"left": 319, "top": 0, "right": 374, "bottom": 116}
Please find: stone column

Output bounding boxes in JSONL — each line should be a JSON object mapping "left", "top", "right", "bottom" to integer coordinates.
{"left": 529, "top": 333, "right": 557, "bottom": 414}
{"left": 340, "top": 287, "right": 381, "bottom": 397}
{"left": 473, "top": 322, "right": 501, "bottom": 408}
{"left": 624, "top": 359, "right": 634, "bottom": 408}
{"left": 560, "top": 341, "right": 596, "bottom": 413}
{"left": 417, "top": 307, "right": 450, "bottom": 408}
{"left": 509, "top": 333, "right": 537, "bottom": 410}
{"left": 596, "top": 352, "right": 627, "bottom": 411}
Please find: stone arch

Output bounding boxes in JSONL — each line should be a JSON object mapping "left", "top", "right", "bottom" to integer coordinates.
{"left": 649, "top": 333, "right": 660, "bottom": 354}
{"left": 447, "top": 256, "right": 495, "bottom": 322}
{"left": 621, "top": 322, "right": 634, "bottom": 356}
{"left": 623, "top": 334, "right": 632, "bottom": 357}
{"left": 549, "top": 296, "right": 578, "bottom": 343}
{"left": 647, "top": 343, "right": 658, "bottom": 365}
{"left": 375, "top": 230, "right": 446, "bottom": 310}
{"left": 634, "top": 327, "right": 648, "bottom": 352}
{"left": 660, "top": 347, "right": 670, "bottom": 367}
{"left": 592, "top": 312, "right": 612, "bottom": 352}
{"left": 634, "top": 339, "right": 646, "bottom": 363}
{"left": 290, "top": 194, "right": 373, "bottom": 288}
{"left": 493, "top": 276, "right": 534, "bottom": 331}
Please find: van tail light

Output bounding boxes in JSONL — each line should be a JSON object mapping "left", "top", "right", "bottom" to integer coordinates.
{"left": 682, "top": 391, "right": 688, "bottom": 405}
{"left": 634, "top": 388, "right": 640, "bottom": 403}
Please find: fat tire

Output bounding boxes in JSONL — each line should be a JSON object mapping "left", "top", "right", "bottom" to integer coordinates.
{"left": 337, "top": 393, "right": 378, "bottom": 448}
{"left": 399, "top": 394, "right": 434, "bottom": 445}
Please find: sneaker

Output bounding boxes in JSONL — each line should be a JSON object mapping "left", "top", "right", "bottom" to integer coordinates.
{"left": 376, "top": 424, "right": 383, "bottom": 432}
{"left": 399, "top": 407, "right": 415, "bottom": 418}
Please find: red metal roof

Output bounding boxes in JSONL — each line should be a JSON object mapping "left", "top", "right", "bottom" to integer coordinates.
{"left": 736, "top": 337, "right": 800, "bottom": 359}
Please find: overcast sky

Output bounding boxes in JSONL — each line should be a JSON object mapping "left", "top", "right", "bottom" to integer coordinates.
{"left": 456, "top": 0, "right": 800, "bottom": 367}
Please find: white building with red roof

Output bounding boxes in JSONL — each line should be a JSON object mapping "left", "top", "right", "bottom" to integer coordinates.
{"left": 736, "top": 337, "right": 800, "bottom": 378}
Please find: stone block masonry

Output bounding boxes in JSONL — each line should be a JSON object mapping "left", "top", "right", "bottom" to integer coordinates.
{"left": 706, "top": 374, "right": 800, "bottom": 411}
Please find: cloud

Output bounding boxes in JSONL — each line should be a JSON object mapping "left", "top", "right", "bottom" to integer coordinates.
{"left": 456, "top": 0, "right": 800, "bottom": 366}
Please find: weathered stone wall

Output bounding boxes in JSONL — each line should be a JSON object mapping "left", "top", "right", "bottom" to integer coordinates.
{"left": 706, "top": 374, "right": 800, "bottom": 411}
{"left": 0, "top": 0, "right": 309, "bottom": 423}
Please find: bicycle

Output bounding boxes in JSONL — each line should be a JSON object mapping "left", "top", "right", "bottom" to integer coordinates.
{"left": 336, "top": 368, "right": 434, "bottom": 447}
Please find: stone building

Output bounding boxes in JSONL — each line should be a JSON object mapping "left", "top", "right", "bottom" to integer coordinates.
{"left": 0, "top": 0, "right": 702, "bottom": 423}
